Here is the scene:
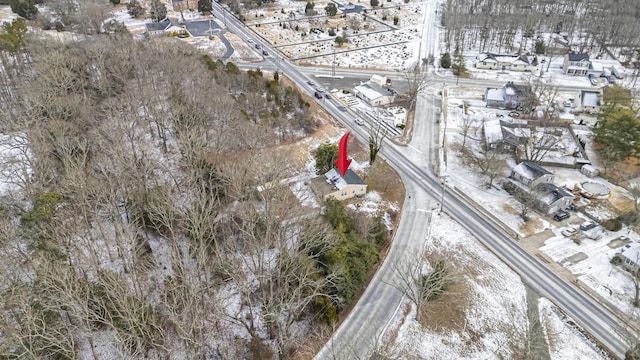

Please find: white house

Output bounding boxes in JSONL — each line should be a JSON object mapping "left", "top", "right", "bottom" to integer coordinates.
{"left": 475, "top": 53, "right": 537, "bottom": 72}
{"left": 563, "top": 54, "right": 590, "bottom": 76}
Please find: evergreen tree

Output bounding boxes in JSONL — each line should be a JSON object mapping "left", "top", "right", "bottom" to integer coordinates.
{"left": 305, "top": 1, "right": 315, "bottom": 16}
{"left": 440, "top": 52, "right": 451, "bottom": 68}
{"left": 0, "top": 18, "right": 27, "bottom": 55}
{"left": 452, "top": 52, "right": 466, "bottom": 75}
{"left": 314, "top": 143, "right": 339, "bottom": 174}
{"left": 9, "top": 0, "right": 38, "bottom": 20}
{"left": 534, "top": 39, "right": 545, "bottom": 55}
{"left": 198, "top": 0, "right": 212, "bottom": 13}
{"left": 325, "top": 3, "right": 337, "bottom": 16}
{"left": 150, "top": 0, "right": 167, "bottom": 22}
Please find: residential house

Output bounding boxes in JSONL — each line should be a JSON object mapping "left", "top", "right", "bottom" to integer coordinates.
{"left": 579, "top": 90, "right": 601, "bottom": 113}
{"left": 316, "top": 168, "right": 367, "bottom": 201}
{"left": 475, "top": 53, "right": 536, "bottom": 72}
{"left": 485, "top": 81, "right": 532, "bottom": 109}
{"left": 145, "top": 18, "right": 172, "bottom": 37}
{"left": 508, "top": 161, "right": 574, "bottom": 214}
{"left": 172, "top": 0, "right": 198, "bottom": 11}
{"left": 145, "top": 18, "right": 186, "bottom": 37}
{"left": 563, "top": 54, "right": 590, "bottom": 76}
{"left": 354, "top": 76, "right": 395, "bottom": 106}
{"left": 484, "top": 119, "right": 531, "bottom": 153}
{"left": 617, "top": 243, "right": 640, "bottom": 273}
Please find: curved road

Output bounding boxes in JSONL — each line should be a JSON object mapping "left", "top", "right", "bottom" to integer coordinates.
{"left": 210, "top": 2, "right": 632, "bottom": 358}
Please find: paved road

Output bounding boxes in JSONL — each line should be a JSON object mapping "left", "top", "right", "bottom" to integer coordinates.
{"left": 210, "top": 2, "right": 632, "bottom": 358}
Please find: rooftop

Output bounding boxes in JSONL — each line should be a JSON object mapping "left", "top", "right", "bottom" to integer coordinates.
{"left": 512, "top": 161, "right": 552, "bottom": 181}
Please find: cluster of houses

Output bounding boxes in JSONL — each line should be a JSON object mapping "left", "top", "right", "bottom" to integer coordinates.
{"left": 485, "top": 81, "right": 603, "bottom": 115}
{"left": 475, "top": 52, "right": 624, "bottom": 81}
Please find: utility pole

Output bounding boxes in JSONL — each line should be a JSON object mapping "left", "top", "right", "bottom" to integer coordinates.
{"left": 332, "top": 47, "right": 336, "bottom": 77}
{"left": 439, "top": 175, "right": 448, "bottom": 214}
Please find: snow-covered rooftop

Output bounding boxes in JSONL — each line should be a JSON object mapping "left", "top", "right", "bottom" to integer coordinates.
{"left": 582, "top": 91, "right": 600, "bottom": 107}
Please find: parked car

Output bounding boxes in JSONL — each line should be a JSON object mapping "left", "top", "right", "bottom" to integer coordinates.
{"left": 314, "top": 91, "right": 323, "bottom": 99}
{"left": 580, "top": 220, "right": 598, "bottom": 231}
{"left": 508, "top": 111, "right": 520, "bottom": 118}
{"left": 355, "top": 118, "right": 365, "bottom": 125}
{"left": 337, "top": 105, "right": 347, "bottom": 111}
{"left": 588, "top": 74, "right": 597, "bottom": 85}
{"left": 562, "top": 227, "right": 578, "bottom": 237}
{"left": 553, "top": 210, "right": 570, "bottom": 221}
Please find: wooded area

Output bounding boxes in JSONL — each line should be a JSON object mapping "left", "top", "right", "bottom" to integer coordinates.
{"left": 0, "top": 20, "right": 388, "bottom": 358}
{"left": 440, "top": 0, "right": 640, "bottom": 59}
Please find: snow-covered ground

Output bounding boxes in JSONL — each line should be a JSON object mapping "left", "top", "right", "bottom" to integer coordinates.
{"left": 539, "top": 298, "right": 610, "bottom": 360}
{"left": 440, "top": 69, "right": 640, "bottom": 349}
{"left": 382, "top": 214, "right": 601, "bottom": 358}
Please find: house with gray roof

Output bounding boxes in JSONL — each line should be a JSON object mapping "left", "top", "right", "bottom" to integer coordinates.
{"left": 485, "top": 82, "right": 532, "bottom": 109}
{"left": 315, "top": 168, "right": 367, "bottom": 201}
{"left": 475, "top": 53, "right": 536, "bottom": 72}
{"left": 507, "top": 161, "right": 574, "bottom": 214}
{"left": 563, "top": 53, "right": 590, "bottom": 76}
{"left": 484, "top": 119, "right": 531, "bottom": 153}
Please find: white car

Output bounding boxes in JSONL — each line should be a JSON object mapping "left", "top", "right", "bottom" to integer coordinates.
{"left": 562, "top": 227, "right": 577, "bottom": 237}
{"left": 355, "top": 118, "right": 365, "bottom": 126}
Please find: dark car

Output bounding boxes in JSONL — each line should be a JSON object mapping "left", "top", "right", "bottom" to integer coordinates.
{"left": 314, "top": 91, "right": 323, "bottom": 99}
{"left": 262, "top": 50, "right": 268, "bottom": 56}
{"left": 255, "top": 44, "right": 261, "bottom": 49}
{"left": 553, "top": 210, "right": 570, "bottom": 221}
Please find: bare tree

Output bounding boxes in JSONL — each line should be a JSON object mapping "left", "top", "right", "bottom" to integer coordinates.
{"left": 460, "top": 115, "right": 476, "bottom": 150}
{"left": 461, "top": 147, "right": 507, "bottom": 188}
{"left": 627, "top": 183, "right": 640, "bottom": 213}
{"left": 518, "top": 131, "right": 559, "bottom": 164}
{"left": 368, "top": 115, "right": 388, "bottom": 165}
{"left": 389, "top": 252, "right": 453, "bottom": 323}
{"left": 400, "top": 62, "right": 429, "bottom": 110}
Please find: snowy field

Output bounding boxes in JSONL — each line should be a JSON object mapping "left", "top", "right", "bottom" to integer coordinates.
{"left": 381, "top": 214, "right": 602, "bottom": 358}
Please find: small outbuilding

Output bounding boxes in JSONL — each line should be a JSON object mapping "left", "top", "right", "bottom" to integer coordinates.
{"left": 580, "top": 164, "right": 599, "bottom": 178}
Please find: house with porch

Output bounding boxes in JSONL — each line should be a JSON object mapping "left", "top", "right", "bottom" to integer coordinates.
{"left": 475, "top": 53, "right": 536, "bottom": 72}
{"left": 563, "top": 54, "right": 590, "bottom": 76}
